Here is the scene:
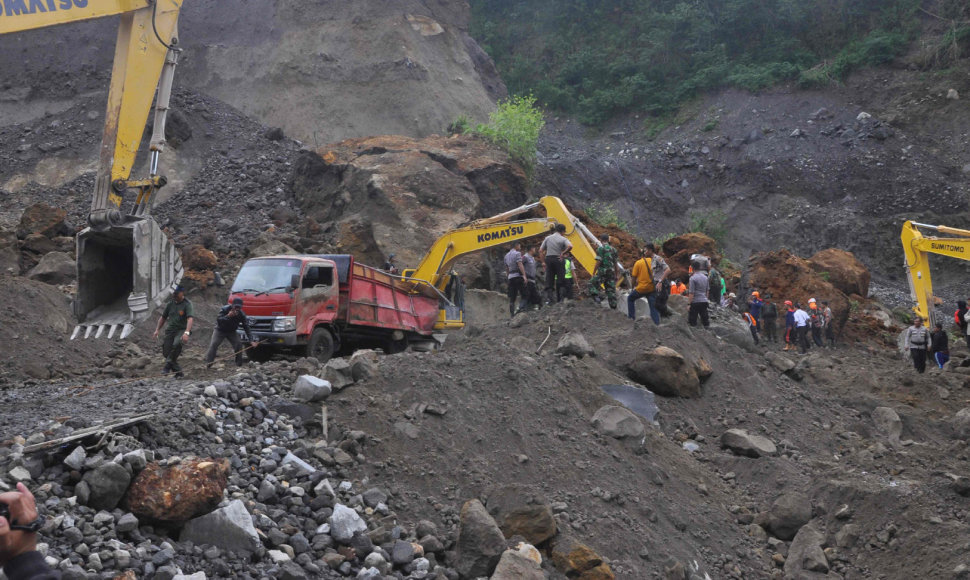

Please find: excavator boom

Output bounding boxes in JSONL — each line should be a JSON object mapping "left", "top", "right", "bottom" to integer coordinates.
{"left": 3, "top": 0, "right": 185, "bottom": 339}
{"left": 405, "top": 196, "right": 616, "bottom": 329}
{"left": 901, "top": 220, "right": 970, "bottom": 327}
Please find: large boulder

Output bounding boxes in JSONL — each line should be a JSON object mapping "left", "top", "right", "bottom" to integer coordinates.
{"left": 485, "top": 485, "right": 557, "bottom": 546}
{"left": 127, "top": 459, "right": 230, "bottom": 523}
{"left": 784, "top": 524, "right": 830, "bottom": 577}
{"left": 550, "top": 535, "right": 615, "bottom": 580}
{"left": 292, "top": 375, "right": 332, "bottom": 402}
{"left": 872, "top": 407, "right": 902, "bottom": 444}
{"left": 748, "top": 249, "right": 850, "bottom": 332}
{"left": 455, "top": 499, "right": 506, "bottom": 579}
{"left": 291, "top": 135, "right": 528, "bottom": 287}
{"left": 720, "top": 429, "right": 777, "bottom": 458}
{"left": 27, "top": 251, "right": 75, "bottom": 285}
{"left": 951, "top": 408, "right": 970, "bottom": 440}
{"left": 180, "top": 499, "right": 260, "bottom": 555}
{"left": 808, "top": 248, "right": 870, "bottom": 297}
{"left": 556, "top": 331, "right": 594, "bottom": 358}
{"left": 762, "top": 493, "right": 812, "bottom": 541}
{"left": 330, "top": 503, "right": 368, "bottom": 543}
{"left": 81, "top": 462, "right": 131, "bottom": 511}
{"left": 625, "top": 346, "right": 701, "bottom": 398}
{"left": 17, "top": 203, "right": 70, "bottom": 239}
{"left": 181, "top": 245, "right": 219, "bottom": 270}
{"left": 591, "top": 406, "right": 645, "bottom": 439}
{"left": 491, "top": 548, "right": 544, "bottom": 580}
{"left": 661, "top": 232, "right": 721, "bottom": 282}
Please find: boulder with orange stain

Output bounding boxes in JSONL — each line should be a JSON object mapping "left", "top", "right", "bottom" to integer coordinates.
{"left": 126, "top": 458, "right": 230, "bottom": 523}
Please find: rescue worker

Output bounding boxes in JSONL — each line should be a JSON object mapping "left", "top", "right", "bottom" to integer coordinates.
{"left": 748, "top": 291, "right": 764, "bottom": 327}
{"left": 784, "top": 300, "right": 796, "bottom": 351}
{"left": 519, "top": 245, "right": 542, "bottom": 312}
{"left": 382, "top": 253, "right": 398, "bottom": 274}
{"left": 670, "top": 279, "right": 687, "bottom": 296}
{"left": 686, "top": 260, "right": 710, "bottom": 328}
{"left": 721, "top": 292, "right": 737, "bottom": 311}
{"left": 628, "top": 246, "right": 659, "bottom": 323}
{"left": 539, "top": 223, "right": 573, "bottom": 304}
{"left": 153, "top": 285, "right": 194, "bottom": 378}
{"left": 762, "top": 296, "right": 779, "bottom": 343}
{"left": 793, "top": 302, "right": 811, "bottom": 354}
{"left": 743, "top": 308, "right": 759, "bottom": 344}
{"left": 957, "top": 300, "right": 970, "bottom": 350}
{"left": 808, "top": 298, "right": 823, "bottom": 347}
{"left": 822, "top": 300, "right": 835, "bottom": 347}
{"left": 504, "top": 242, "right": 527, "bottom": 317}
{"left": 650, "top": 244, "right": 672, "bottom": 316}
{"left": 904, "top": 316, "right": 930, "bottom": 373}
{"left": 206, "top": 297, "right": 258, "bottom": 368}
{"left": 931, "top": 321, "right": 949, "bottom": 369}
{"left": 589, "top": 234, "right": 620, "bottom": 309}
{"left": 562, "top": 252, "right": 575, "bottom": 300}
{"left": 0, "top": 483, "right": 57, "bottom": 580}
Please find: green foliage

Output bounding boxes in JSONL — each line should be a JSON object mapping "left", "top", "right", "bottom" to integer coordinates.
{"left": 818, "top": 271, "right": 831, "bottom": 282}
{"left": 470, "top": 0, "right": 923, "bottom": 125}
{"left": 687, "top": 210, "right": 728, "bottom": 245}
{"left": 651, "top": 232, "right": 676, "bottom": 248}
{"left": 585, "top": 203, "right": 629, "bottom": 231}
{"left": 850, "top": 299, "right": 861, "bottom": 313}
{"left": 473, "top": 95, "right": 545, "bottom": 178}
{"left": 701, "top": 117, "right": 719, "bottom": 132}
{"left": 448, "top": 114, "right": 471, "bottom": 135}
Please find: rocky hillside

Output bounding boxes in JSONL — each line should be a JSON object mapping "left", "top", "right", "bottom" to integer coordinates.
{"left": 0, "top": 0, "right": 504, "bottom": 144}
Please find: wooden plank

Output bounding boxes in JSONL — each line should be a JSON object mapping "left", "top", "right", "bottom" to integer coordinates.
{"left": 23, "top": 414, "right": 155, "bottom": 454}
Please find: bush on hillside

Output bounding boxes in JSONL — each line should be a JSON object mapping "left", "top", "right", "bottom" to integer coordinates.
{"left": 474, "top": 95, "right": 545, "bottom": 178}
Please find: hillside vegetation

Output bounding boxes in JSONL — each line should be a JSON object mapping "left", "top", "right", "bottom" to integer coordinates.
{"left": 470, "top": 0, "right": 970, "bottom": 125}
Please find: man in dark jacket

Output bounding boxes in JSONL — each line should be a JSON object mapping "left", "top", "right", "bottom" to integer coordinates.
{"left": 1, "top": 483, "right": 58, "bottom": 580}
{"left": 206, "top": 297, "right": 258, "bottom": 368}
{"left": 931, "top": 321, "right": 950, "bottom": 369}
{"left": 762, "top": 297, "right": 778, "bottom": 343}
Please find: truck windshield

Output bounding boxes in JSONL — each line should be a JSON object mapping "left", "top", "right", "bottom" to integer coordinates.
{"left": 231, "top": 259, "right": 302, "bottom": 294}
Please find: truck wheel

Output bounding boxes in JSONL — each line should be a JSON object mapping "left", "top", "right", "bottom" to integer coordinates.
{"left": 307, "top": 328, "right": 334, "bottom": 363}
{"left": 248, "top": 345, "right": 273, "bottom": 363}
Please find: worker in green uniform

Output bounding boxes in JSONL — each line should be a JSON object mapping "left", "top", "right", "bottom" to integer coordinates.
{"left": 588, "top": 235, "right": 620, "bottom": 309}
{"left": 562, "top": 251, "right": 575, "bottom": 300}
{"left": 152, "top": 285, "right": 195, "bottom": 378}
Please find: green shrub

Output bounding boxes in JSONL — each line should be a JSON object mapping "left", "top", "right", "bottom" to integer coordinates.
{"left": 585, "top": 203, "right": 629, "bottom": 231}
{"left": 687, "top": 210, "right": 728, "bottom": 245}
{"left": 652, "top": 232, "right": 676, "bottom": 247}
{"left": 448, "top": 114, "right": 472, "bottom": 135}
{"left": 474, "top": 95, "right": 545, "bottom": 178}
{"left": 818, "top": 271, "right": 831, "bottom": 282}
{"left": 701, "top": 118, "right": 719, "bottom": 132}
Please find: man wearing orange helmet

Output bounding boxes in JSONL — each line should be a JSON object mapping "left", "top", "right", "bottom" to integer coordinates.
{"left": 783, "top": 300, "right": 796, "bottom": 351}
{"left": 748, "top": 291, "right": 764, "bottom": 328}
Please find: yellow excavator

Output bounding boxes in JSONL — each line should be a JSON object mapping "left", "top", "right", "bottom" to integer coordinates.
{"left": 901, "top": 220, "right": 970, "bottom": 326}
{"left": 402, "top": 196, "right": 622, "bottom": 330}
{"left": 2, "top": 0, "right": 185, "bottom": 339}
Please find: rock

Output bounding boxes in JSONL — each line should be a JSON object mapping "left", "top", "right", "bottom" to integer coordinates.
{"left": 550, "top": 535, "right": 614, "bottom": 579}
{"left": 182, "top": 245, "right": 219, "bottom": 270}
{"left": 362, "top": 488, "right": 387, "bottom": 508}
{"left": 349, "top": 350, "right": 379, "bottom": 382}
{"left": 116, "top": 512, "right": 139, "bottom": 533}
{"left": 808, "top": 249, "right": 870, "bottom": 298}
{"left": 17, "top": 203, "right": 69, "bottom": 239}
{"left": 265, "top": 127, "right": 286, "bottom": 141}
{"left": 180, "top": 499, "right": 261, "bottom": 555}
{"left": 625, "top": 346, "right": 701, "bottom": 398}
{"left": 292, "top": 375, "right": 332, "bottom": 402}
{"left": 64, "top": 446, "right": 86, "bottom": 471}
{"left": 591, "top": 405, "right": 646, "bottom": 440}
{"left": 248, "top": 236, "right": 297, "bottom": 258}
{"left": 765, "top": 351, "right": 796, "bottom": 373}
{"left": 661, "top": 232, "right": 721, "bottom": 282}
{"left": 324, "top": 358, "right": 355, "bottom": 391}
{"left": 281, "top": 452, "right": 316, "bottom": 475}
{"left": 8, "top": 466, "right": 31, "bottom": 483}
{"left": 556, "top": 331, "right": 594, "bottom": 358}
{"left": 485, "top": 484, "right": 557, "bottom": 546}
{"left": 693, "top": 357, "right": 713, "bottom": 381}
{"left": 835, "top": 523, "right": 860, "bottom": 548}
{"left": 948, "top": 89, "right": 960, "bottom": 101}
{"left": 491, "top": 549, "right": 544, "bottom": 580}
{"left": 330, "top": 503, "right": 368, "bottom": 543}
{"left": 950, "top": 408, "right": 970, "bottom": 440}
{"left": 720, "top": 429, "right": 777, "bottom": 458}
{"left": 27, "top": 252, "right": 75, "bottom": 285}
{"left": 872, "top": 407, "right": 902, "bottom": 444}
{"left": 81, "top": 462, "right": 131, "bottom": 510}
{"left": 455, "top": 499, "right": 506, "bottom": 579}
{"left": 390, "top": 540, "right": 414, "bottom": 565}
{"left": 765, "top": 493, "right": 812, "bottom": 540}
{"left": 127, "top": 459, "right": 230, "bottom": 523}
{"left": 784, "top": 524, "right": 829, "bottom": 576}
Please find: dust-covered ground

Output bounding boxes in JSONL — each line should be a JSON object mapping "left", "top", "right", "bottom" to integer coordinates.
{"left": 3, "top": 296, "right": 970, "bottom": 579}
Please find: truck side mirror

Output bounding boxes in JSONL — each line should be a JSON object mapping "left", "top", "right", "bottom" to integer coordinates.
{"left": 290, "top": 274, "right": 301, "bottom": 290}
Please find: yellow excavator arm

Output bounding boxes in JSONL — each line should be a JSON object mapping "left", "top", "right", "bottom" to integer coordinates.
{"left": 404, "top": 196, "right": 618, "bottom": 329}
{"left": 901, "top": 220, "right": 970, "bottom": 326}
{"left": 2, "top": 0, "right": 185, "bottom": 338}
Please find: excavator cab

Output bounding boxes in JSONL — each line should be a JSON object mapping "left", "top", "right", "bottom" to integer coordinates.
{"left": 73, "top": 219, "right": 183, "bottom": 339}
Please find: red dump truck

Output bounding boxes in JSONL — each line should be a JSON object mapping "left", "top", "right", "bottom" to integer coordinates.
{"left": 228, "top": 255, "right": 439, "bottom": 362}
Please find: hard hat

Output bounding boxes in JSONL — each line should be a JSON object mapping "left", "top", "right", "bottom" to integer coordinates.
{"left": 752, "top": 291, "right": 760, "bottom": 298}
{"left": 808, "top": 297, "right": 816, "bottom": 303}
{"left": 784, "top": 300, "right": 793, "bottom": 306}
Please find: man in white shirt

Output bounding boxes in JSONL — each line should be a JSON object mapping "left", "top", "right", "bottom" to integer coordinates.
{"left": 793, "top": 303, "right": 811, "bottom": 354}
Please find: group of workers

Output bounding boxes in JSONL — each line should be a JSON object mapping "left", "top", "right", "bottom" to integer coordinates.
{"left": 901, "top": 299, "right": 970, "bottom": 374}
{"left": 503, "top": 224, "right": 578, "bottom": 316}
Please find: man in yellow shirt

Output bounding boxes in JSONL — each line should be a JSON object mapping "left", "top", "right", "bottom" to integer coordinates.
{"left": 628, "top": 246, "right": 661, "bottom": 324}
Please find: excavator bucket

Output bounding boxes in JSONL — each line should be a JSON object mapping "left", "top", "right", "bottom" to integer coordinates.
{"left": 72, "top": 218, "right": 182, "bottom": 339}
